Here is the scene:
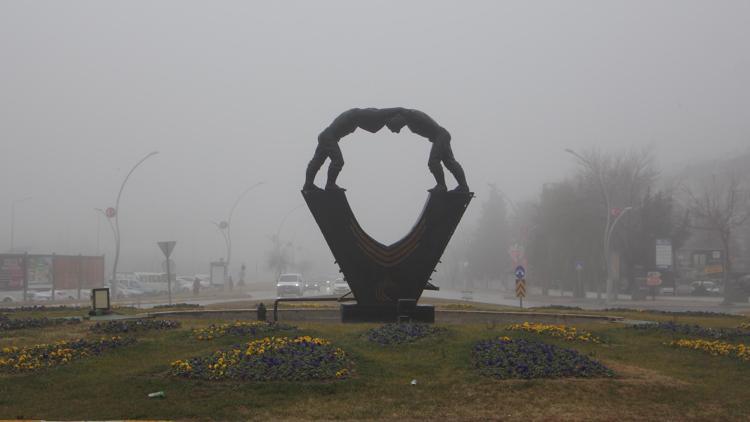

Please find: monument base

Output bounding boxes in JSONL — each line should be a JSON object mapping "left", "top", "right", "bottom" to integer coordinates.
{"left": 340, "top": 303, "right": 435, "bottom": 323}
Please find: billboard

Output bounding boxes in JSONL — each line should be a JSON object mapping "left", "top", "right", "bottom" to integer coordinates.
{"left": 27, "top": 256, "right": 53, "bottom": 286}
{"left": 0, "top": 256, "right": 25, "bottom": 290}
{"left": 53, "top": 256, "right": 105, "bottom": 290}
{"left": 655, "top": 239, "right": 673, "bottom": 269}
{"left": 0, "top": 254, "right": 105, "bottom": 291}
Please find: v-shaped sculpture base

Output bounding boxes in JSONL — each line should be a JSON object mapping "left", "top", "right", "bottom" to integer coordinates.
{"left": 303, "top": 189, "right": 473, "bottom": 311}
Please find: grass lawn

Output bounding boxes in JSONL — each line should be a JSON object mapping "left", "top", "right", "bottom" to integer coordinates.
{"left": 1, "top": 310, "right": 749, "bottom": 420}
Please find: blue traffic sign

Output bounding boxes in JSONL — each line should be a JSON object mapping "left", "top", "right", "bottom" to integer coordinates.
{"left": 575, "top": 261, "right": 584, "bottom": 271}
{"left": 514, "top": 265, "right": 526, "bottom": 279}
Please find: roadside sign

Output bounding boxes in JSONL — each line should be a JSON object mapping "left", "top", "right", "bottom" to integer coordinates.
{"left": 646, "top": 271, "right": 662, "bottom": 287}
{"left": 515, "top": 279, "right": 526, "bottom": 298}
{"left": 575, "top": 261, "right": 584, "bottom": 271}
{"left": 105, "top": 207, "right": 116, "bottom": 218}
{"left": 157, "top": 241, "right": 176, "bottom": 305}
{"left": 514, "top": 265, "right": 526, "bottom": 280}
{"left": 158, "top": 241, "right": 176, "bottom": 258}
{"left": 704, "top": 264, "right": 723, "bottom": 274}
{"left": 655, "top": 239, "right": 673, "bottom": 269}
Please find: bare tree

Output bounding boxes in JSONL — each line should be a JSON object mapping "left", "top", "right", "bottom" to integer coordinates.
{"left": 685, "top": 173, "right": 750, "bottom": 302}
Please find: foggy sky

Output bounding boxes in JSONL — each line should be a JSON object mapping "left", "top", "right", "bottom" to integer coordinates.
{"left": 1, "top": 1, "right": 749, "bottom": 279}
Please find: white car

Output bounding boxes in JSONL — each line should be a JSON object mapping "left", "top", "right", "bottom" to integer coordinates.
{"left": 32, "top": 290, "right": 81, "bottom": 301}
{"left": 276, "top": 273, "right": 304, "bottom": 297}
{"left": 1, "top": 291, "right": 26, "bottom": 303}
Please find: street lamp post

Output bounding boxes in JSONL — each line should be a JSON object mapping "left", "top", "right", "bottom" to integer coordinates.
{"left": 110, "top": 151, "right": 159, "bottom": 292}
{"left": 273, "top": 204, "right": 304, "bottom": 279}
{"left": 94, "top": 208, "right": 117, "bottom": 255}
{"left": 565, "top": 148, "right": 613, "bottom": 303}
{"left": 213, "top": 182, "right": 264, "bottom": 280}
{"left": 605, "top": 206, "right": 633, "bottom": 303}
{"left": 10, "top": 197, "right": 32, "bottom": 253}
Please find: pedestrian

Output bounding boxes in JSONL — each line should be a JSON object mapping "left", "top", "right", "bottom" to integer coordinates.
{"left": 193, "top": 277, "right": 200, "bottom": 296}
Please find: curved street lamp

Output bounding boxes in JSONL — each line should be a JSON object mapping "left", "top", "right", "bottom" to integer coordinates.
{"left": 110, "top": 151, "right": 159, "bottom": 291}
{"left": 212, "top": 181, "right": 265, "bottom": 280}
{"left": 272, "top": 204, "right": 305, "bottom": 278}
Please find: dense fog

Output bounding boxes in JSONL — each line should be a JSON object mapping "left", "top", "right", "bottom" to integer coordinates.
{"left": 2, "top": 1, "right": 749, "bottom": 287}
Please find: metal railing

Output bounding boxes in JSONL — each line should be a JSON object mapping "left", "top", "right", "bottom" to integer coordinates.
{"left": 273, "top": 292, "right": 354, "bottom": 322}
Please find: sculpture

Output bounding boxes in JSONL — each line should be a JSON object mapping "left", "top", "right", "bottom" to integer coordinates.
{"left": 302, "top": 107, "right": 473, "bottom": 322}
{"left": 303, "top": 107, "right": 469, "bottom": 193}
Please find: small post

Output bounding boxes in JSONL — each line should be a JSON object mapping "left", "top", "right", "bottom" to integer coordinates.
{"left": 77, "top": 254, "right": 83, "bottom": 300}
{"left": 257, "top": 302, "right": 267, "bottom": 321}
{"left": 22, "top": 253, "right": 28, "bottom": 302}
{"left": 51, "top": 253, "right": 56, "bottom": 301}
{"left": 166, "top": 257, "right": 172, "bottom": 306}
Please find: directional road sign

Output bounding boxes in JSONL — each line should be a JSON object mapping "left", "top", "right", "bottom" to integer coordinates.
{"left": 158, "top": 241, "right": 176, "bottom": 258}
{"left": 515, "top": 279, "right": 526, "bottom": 298}
{"left": 514, "top": 265, "right": 526, "bottom": 280}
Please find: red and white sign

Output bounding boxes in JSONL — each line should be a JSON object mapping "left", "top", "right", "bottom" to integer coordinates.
{"left": 105, "top": 207, "right": 116, "bottom": 218}
{"left": 646, "top": 271, "right": 662, "bottom": 287}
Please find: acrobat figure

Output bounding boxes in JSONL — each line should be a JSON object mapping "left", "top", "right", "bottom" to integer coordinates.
{"left": 303, "top": 107, "right": 402, "bottom": 191}
{"left": 303, "top": 107, "right": 469, "bottom": 193}
{"left": 384, "top": 108, "right": 469, "bottom": 193}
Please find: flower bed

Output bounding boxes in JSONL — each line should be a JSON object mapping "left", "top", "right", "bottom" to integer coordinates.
{"left": 0, "top": 336, "right": 135, "bottom": 372}
{"left": 171, "top": 336, "right": 351, "bottom": 381}
{"left": 365, "top": 323, "right": 444, "bottom": 345}
{"left": 605, "top": 308, "right": 738, "bottom": 318}
{"left": 193, "top": 321, "right": 294, "bottom": 341}
{"left": 90, "top": 319, "right": 180, "bottom": 334}
{"left": 0, "top": 315, "right": 81, "bottom": 331}
{"left": 473, "top": 337, "right": 614, "bottom": 379}
{"left": 670, "top": 339, "right": 750, "bottom": 362}
{"left": 633, "top": 321, "right": 750, "bottom": 341}
{"left": 506, "top": 322, "right": 601, "bottom": 343}
{"left": 0, "top": 305, "right": 84, "bottom": 313}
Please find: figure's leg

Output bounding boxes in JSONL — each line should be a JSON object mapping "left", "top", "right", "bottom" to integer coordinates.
{"left": 427, "top": 141, "right": 447, "bottom": 193}
{"left": 441, "top": 141, "right": 469, "bottom": 192}
{"left": 325, "top": 143, "right": 346, "bottom": 191}
{"left": 303, "top": 144, "right": 327, "bottom": 191}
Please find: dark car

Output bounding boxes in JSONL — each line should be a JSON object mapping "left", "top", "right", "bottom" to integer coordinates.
{"left": 304, "top": 280, "right": 321, "bottom": 292}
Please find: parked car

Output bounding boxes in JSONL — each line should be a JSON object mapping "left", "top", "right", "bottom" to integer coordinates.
{"left": 1, "top": 291, "right": 26, "bottom": 303}
{"left": 31, "top": 290, "right": 81, "bottom": 301}
{"left": 690, "top": 280, "right": 721, "bottom": 296}
{"left": 108, "top": 280, "right": 145, "bottom": 299}
{"left": 332, "top": 278, "right": 350, "bottom": 295}
{"left": 276, "top": 273, "right": 304, "bottom": 297}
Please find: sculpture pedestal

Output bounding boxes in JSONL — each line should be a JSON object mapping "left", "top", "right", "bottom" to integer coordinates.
{"left": 340, "top": 303, "right": 435, "bottom": 323}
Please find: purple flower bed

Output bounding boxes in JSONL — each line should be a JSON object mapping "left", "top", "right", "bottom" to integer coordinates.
{"left": 472, "top": 338, "right": 614, "bottom": 379}
{"left": 90, "top": 319, "right": 181, "bottom": 334}
{"left": 0, "top": 315, "right": 81, "bottom": 331}
{"left": 365, "top": 323, "right": 444, "bottom": 345}
{"left": 171, "top": 336, "right": 351, "bottom": 381}
{"left": 633, "top": 321, "right": 750, "bottom": 341}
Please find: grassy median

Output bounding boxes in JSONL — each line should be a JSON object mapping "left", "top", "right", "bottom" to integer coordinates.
{"left": 0, "top": 309, "right": 749, "bottom": 420}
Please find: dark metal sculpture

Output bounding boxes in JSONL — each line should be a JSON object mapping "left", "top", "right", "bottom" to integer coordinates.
{"left": 303, "top": 107, "right": 469, "bottom": 193}
{"left": 302, "top": 108, "right": 473, "bottom": 322}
